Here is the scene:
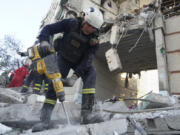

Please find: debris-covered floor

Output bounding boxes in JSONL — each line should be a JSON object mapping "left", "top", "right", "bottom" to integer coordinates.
{"left": 1, "top": 87, "right": 180, "bottom": 135}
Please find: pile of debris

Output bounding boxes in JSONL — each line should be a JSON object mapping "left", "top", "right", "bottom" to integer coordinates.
{"left": 1, "top": 87, "right": 180, "bottom": 135}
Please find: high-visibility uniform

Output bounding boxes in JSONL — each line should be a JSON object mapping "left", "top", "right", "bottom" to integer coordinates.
{"left": 38, "top": 18, "right": 98, "bottom": 124}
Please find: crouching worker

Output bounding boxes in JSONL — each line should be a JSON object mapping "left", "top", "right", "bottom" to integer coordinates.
{"left": 32, "top": 7, "right": 104, "bottom": 132}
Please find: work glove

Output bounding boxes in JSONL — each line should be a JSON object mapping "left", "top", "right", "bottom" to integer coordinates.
{"left": 39, "top": 41, "right": 51, "bottom": 55}
{"left": 62, "top": 74, "right": 79, "bottom": 87}
{"left": 57, "top": 92, "right": 65, "bottom": 102}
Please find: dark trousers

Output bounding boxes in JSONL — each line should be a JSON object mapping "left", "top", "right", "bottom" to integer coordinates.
{"left": 33, "top": 74, "right": 50, "bottom": 93}
{"left": 23, "top": 70, "right": 35, "bottom": 87}
{"left": 45, "top": 54, "right": 96, "bottom": 112}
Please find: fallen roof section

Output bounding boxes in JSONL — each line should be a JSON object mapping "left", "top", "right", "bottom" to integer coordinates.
{"left": 97, "top": 29, "right": 157, "bottom": 73}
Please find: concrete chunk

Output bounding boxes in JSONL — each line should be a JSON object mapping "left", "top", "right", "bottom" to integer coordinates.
{"left": 88, "top": 119, "right": 128, "bottom": 135}
{"left": 165, "top": 115, "right": 180, "bottom": 130}
{"left": 0, "top": 88, "right": 25, "bottom": 103}
{"left": 141, "top": 93, "right": 178, "bottom": 109}
{"left": 20, "top": 119, "right": 128, "bottom": 135}
{"left": 102, "top": 101, "right": 129, "bottom": 112}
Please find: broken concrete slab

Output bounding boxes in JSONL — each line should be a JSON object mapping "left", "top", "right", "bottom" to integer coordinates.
{"left": 2, "top": 120, "right": 74, "bottom": 130}
{"left": 140, "top": 93, "right": 178, "bottom": 109}
{"left": 3, "top": 92, "right": 180, "bottom": 135}
{"left": 52, "top": 102, "right": 81, "bottom": 122}
{"left": 0, "top": 103, "right": 42, "bottom": 122}
{"left": 3, "top": 129, "right": 21, "bottom": 135}
{"left": 102, "top": 101, "right": 129, "bottom": 112}
{"left": 20, "top": 125, "right": 89, "bottom": 135}
{"left": 0, "top": 102, "right": 81, "bottom": 124}
{"left": 0, "top": 100, "right": 128, "bottom": 135}
{"left": 153, "top": 118, "right": 169, "bottom": 131}
{"left": 0, "top": 88, "right": 25, "bottom": 103}
{"left": 0, "top": 103, "right": 10, "bottom": 107}
{"left": 87, "top": 119, "right": 128, "bottom": 135}
{"left": 20, "top": 119, "right": 128, "bottom": 135}
{"left": 165, "top": 115, "right": 180, "bottom": 130}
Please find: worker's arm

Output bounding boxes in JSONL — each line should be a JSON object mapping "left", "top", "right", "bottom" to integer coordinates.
{"left": 38, "top": 18, "right": 76, "bottom": 42}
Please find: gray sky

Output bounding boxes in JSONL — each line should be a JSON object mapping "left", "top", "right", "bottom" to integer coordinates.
{"left": 0, "top": 0, "right": 52, "bottom": 51}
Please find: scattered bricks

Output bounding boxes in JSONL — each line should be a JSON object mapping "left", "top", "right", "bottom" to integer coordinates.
{"left": 20, "top": 119, "right": 128, "bottom": 135}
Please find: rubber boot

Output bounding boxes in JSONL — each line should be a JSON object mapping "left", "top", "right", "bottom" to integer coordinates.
{"left": 32, "top": 103, "right": 54, "bottom": 132}
{"left": 81, "top": 94, "right": 104, "bottom": 124}
{"left": 81, "top": 94, "right": 94, "bottom": 124}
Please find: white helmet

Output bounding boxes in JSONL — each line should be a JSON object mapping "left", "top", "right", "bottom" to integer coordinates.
{"left": 83, "top": 7, "right": 104, "bottom": 29}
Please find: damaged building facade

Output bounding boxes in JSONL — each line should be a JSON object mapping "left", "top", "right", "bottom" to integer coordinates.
{"left": 1, "top": 0, "right": 180, "bottom": 134}
{"left": 38, "top": 0, "right": 156, "bottom": 105}
{"left": 38, "top": 0, "right": 180, "bottom": 103}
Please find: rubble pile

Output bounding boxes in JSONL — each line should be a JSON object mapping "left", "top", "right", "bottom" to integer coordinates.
{"left": 0, "top": 88, "right": 25, "bottom": 103}
{"left": 1, "top": 88, "right": 180, "bottom": 135}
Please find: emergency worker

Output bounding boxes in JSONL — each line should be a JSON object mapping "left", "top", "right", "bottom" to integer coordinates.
{"left": 18, "top": 52, "right": 49, "bottom": 94}
{"left": 32, "top": 74, "right": 50, "bottom": 94}
{"left": 8, "top": 64, "right": 29, "bottom": 88}
{"left": 32, "top": 7, "right": 104, "bottom": 131}
{"left": 21, "top": 70, "right": 49, "bottom": 94}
